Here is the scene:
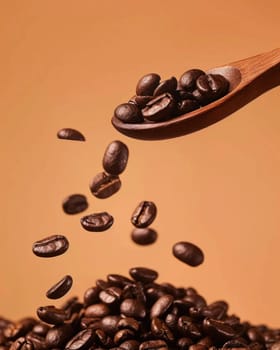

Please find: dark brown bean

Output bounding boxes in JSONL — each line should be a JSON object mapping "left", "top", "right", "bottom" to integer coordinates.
{"left": 153, "top": 77, "right": 177, "bottom": 96}
{"left": 89, "top": 172, "right": 121, "bottom": 199}
{"left": 32, "top": 235, "right": 69, "bottom": 258}
{"left": 36, "top": 306, "right": 68, "bottom": 325}
{"left": 83, "top": 286, "right": 100, "bottom": 307}
{"left": 80, "top": 212, "right": 114, "bottom": 232}
{"left": 151, "top": 317, "right": 174, "bottom": 342}
{"left": 131, "top": 227, "right": 157, "bottom": 245}
{"left": 129, "top": 96, "right": 152, "bottom": 108}
{"left": 102, "top": 140, "right": 129, "bottom": 176}
{"left": 119, "top": 340, "right": 140, "bottom": 350}
{"left": 62, "top": 194, "right": 88, "bottom": 215}
{"left": 142, "top": 93, "right": 176, "bottom": 122}
{"left": 139, "top": 340, "right": 168, "bottom": 350}
{"left": 129, "top": 267, "right": 158, "bottom": 283}
{"left": 107, "top": 274, "right": 133, "bottom": 287}
{"left": 100, "top": 316, "right": 120, "bottom": 336}
{"left": 10, "top": 337, "right": 34, "bottom": 350}
{"left": 46, "top": 275, "right": 73, "bottom": 300}
{"left": 131, "top": 201, "right": 157, "bottom": 228}
{"left": 179, "top": 69, "right": 205, "bottom": 92}
{"left": 57, "top": 128, "right": 85, "bottom": 141}
{"left": 84, "top": 304, "right": 110, "bottom": 318}
{"left": 172, "top": 241, "right": 204, "bottom": 267}
{"left": 45, "top": 324, "right": 74, "bottom": 348}
{"left": 120, "top": 299, "right": 146, "bottom": 319}
{"left": 114, "top": 103, "right": 143, "bottom": 123}
{"left": 136, "top": 73, "right": 161, "bottom": 96}
{"left": 65, "top": 329, "right": 95, "bottom": 350}
{"left": 150, "top": 295, "right": 174, "bottom": 318}
{"left": 99, "top": 287, "right": 122, "bottom": 305}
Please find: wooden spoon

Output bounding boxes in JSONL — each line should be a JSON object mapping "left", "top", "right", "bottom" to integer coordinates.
{"left": 111, "top": 48, "right": 280, "bottom": 140}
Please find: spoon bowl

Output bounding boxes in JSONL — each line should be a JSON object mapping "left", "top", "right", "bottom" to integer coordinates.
{"left": 111, "top": 48, "right": 280, "bottom": 140}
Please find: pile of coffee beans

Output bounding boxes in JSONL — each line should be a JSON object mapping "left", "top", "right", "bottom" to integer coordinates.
{"left": 113, "top": 70, "right": 230, "bottom": 124}
{"left": 1, "top": 267, "right": 279, "bottom": 350}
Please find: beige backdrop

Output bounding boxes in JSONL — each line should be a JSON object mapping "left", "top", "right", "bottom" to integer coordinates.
{"left": 0, "top": 1, "right": 279, "bottom": 327}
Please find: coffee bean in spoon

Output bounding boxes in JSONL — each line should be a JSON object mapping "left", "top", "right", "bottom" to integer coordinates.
{"left": 80, "top": 212, "right": 114, "bottom": 232}
{"left": 153, "top": 77, "right": 177, "bottom": 97}
{"left": 57, "top": 128, "right": 85, "bottom": 141}
{"left": 114, "top": 103, "right": 143, "bottom": 123}
{"left": 195, "top": 73, "right": 229, "bottom": 104}
{"left": 62, "top": 194, "right": 88, "bottom": 215}
{"left": 179, "top": 69, "right": 205, "bottom": 92}
{"left": 46, "top": 275, "right": 73, "bottom": 300}
{"left": 136, "top": 73, "right": 161, "bottom": 96}
{"left": 172, "top": 241, "right": 204, "bottom": 267}
{"left": 142, "top": 93, "right": 176, "bottom": 122}
{"left": 32, "top": 235, "right": 69, "bottom": 258}
{"left": 103, "top": 140, "right": 129, "bottom": 175}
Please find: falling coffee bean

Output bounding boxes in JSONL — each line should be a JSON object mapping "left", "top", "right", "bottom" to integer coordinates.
{"left": 62, "top": 194, "right": 88, "bottom": 215}
{"left": 80, "top": 212, "right": 114, "bottom": 232}
{"left": 32, "top": 235, "right": 69, "bottom": 258}
{"left": 131, "top": 201, "right": 157, "bottom": 228}
{"left": 103, "top": 140, "right": 129, "bottom": 176}
{"left": 131, "top": 227, "right": 158, "bottom": 245}
{"left": 57, "top": 128, "right": 85, "bottom": 141}
{"left": 172, "top": 241, "right": 204, "bottom": 267}
{"left": 46, "top": 275, "right": 73, "bottom": 300}
{"left": 90, "top": 172, "right": 121, "bottom": 199}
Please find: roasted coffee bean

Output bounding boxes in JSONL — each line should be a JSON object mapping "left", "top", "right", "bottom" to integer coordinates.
{"left": 65, "top": 329, "right": 95, "bottom": 350}
{"left": 142, "top": 93, "right": 176, "bottom": 122}
{"left": 96, "top": 279, "right": 111, "bottom": 290}
{"left": 172, "top": 241, "right": 204, "bottom": 267}
{"left": 80, "top": 317, "right": 101, "bottom": 330}
{"left": 131, "top": 201, "right": 157, "bottom": 228}
{"left": 114, "top": 103, "right": 143, "bottom": 123}
{"left": 120, "top": 299, "right": 146, "bottom": 319}
{"left": 136, "top": 73, "right": 161, "bottom": 96}
{"left": 100, "top": 316, "right": 120, "bottom": 336}
{"left": 117, "top": 318, "right": 140, "bottom": 333}
{"left": 25, "top": 333, "right": 46, "bottom": 350}
{"left": 94, "top": 329, "right": 112, "bottom": 347}
{"left": 119, "top": 340, "right": 140, "bottom": 350}
{"left": 247, "top": 328, "right": 264, "bottom": 343}
{"left": 102, "top": 140, "right": 129, "bottom": 176}
{"left": 36, "top": 306, "right": 68, "bottom": 325}
{"left": 84, "top": 304, "right": 110, "bottom": 318}
{"left": 202, "top": 301, "right": 228, "bottom": 320}
{"left": 84, "top": 286, "right": 100, "bottom": 307}
{"left": 177, "top": 99, "right": 200, "bottom": 115}
{"left": 10, "top": 337, "right": 34, "bottom": 350}
{"left": 177, "top": 316, "right": 202, "bottom": 339}
{"left": 45, "top": 324, "right": 74, "bottom": 348}
{"left": 151, "top": 317, "right": 174, "bottom": 342}
{"left": 150, "top": 295, "right": 174, "bottom": 318}
{"left": 203, "top": 318, "right": 237, "bottom": 344}
{"left": 198, "top": 336, "right": 213, "bottom": 347}
{"left": 179, "top": 69, "right": 205, "bottom": 92}
{"left": 46, "top": 275, "right": 73, "bottom": 300}
{"left": 189, "top": 345, "right": 208, "bottom": 350}
{"left": 131, "top": 227, "right": 157, "bottom": 245}
{"left": 31, "top": 324, "right": 50, "bottom": 337}
{"left": 99, "top": 287, "right": 122, "bottom": 305}
{"left": 195, "top": 73, "right": 229, "bottom": 105}
{"left": 57, "top": 128, "right": 85, "bottom": 141}
{"left": 80, "top": 212, "right": 114, "bottom": 232}
{"left": 90, "top": 172, "right": 121, "bottom": 199}
{"left": 129, "top": 267, "right": 158, "bottom": 283}
{"left": 32, "top": 235, "right": 69, "bottom": 258}
{"left": 4, "top": 319, "right": 36, "bottom": 340}
{"left": 177, "top": 337, "right": 194, "bottom": 350}
{"left": 139, "top": 340, "right": 168, "bottom": 350}
{"left": 153, "top": 77, "right": 177, "bottom": 96}
{"left": 107, "top": 274, "right": 133, "bottom": 287}
{"left": 62, "top": 194, "right": 88, "bottom": 215}
{"left": 114, "top": 329, "right": 135, "bottom": 345}
{"left": 129, "top": 96, "right": 152, "bottom": 108}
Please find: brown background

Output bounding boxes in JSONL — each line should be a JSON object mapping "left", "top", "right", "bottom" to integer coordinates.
{"left": 0, "top": 1, "right": 279, "bottom": 327}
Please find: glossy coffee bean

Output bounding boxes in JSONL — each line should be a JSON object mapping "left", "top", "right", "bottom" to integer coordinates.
{"left": 45, "top": 324, "right": 74, "bottom": 348}
{"left": 136, "top": 73, "right": 161, "bottom": 96}
{"left": 103, "top": 140, "right": 129, "bottom": 175}
{"left": 100, "top": 316, "right": 120, "bottom": 335}
{"left": 172, "top": 241, "right": 204, "bottom": 267}
{"left": 139, "top": 340, "right": 168, "bottom": 350}
{"left": 179, "top": 69, "right": 205, "bottom": 91}
{"left": 195, "top": 73, "right": 229, "bottom": 104}
{"left": 57, "top": 128, "right": 85, "bottom": 141}
{"left": 114, "top": 103, "right": 143, "bottom": 123}
{"left": 150, "top": 295, "right": 174, "bottom": 318}
{"left": 10, "top": 337, "right": 34, "bottom": 350}
{"left": 4, "top": 319, "right": 36, "bottom": 340}
{"left": 151, "top": 317, "right": 174, "bottom": 342}
{"left": 99, "top": 287, "right": 122, "bottom": 305}
{"left": 131, "top": 201, "right": 157, "bottom": 228}
{"left": 90, "top": 172, "right": 121, "bottom": 199}
{"left": 120, "top": 299, "right": 146, "bottom": 319}
{"left": 36, "top": 306, "right": 68, "bottom": 325}
{"left": 32, "top": 235, "right": 69, "bottom": 258}
{"left": 80, "top": 212, "right": 114, "bottom": 232}
{"left": 83, "top": 286, "right": 100, "bottom": 307}
{"left": 131, "top": 227, "right": 157, "bottom": 245}
{"left": 153, "top": 77, "right": 177, "bottom": 96}
{"left": 84, "top": 303, "right": 110, "bottom": 318}
{"left": 107, "top": 274, "right": 133, "bottom": 287}
{"left": 46, "top": 275, "right": 73, "bottom": 300}
{"left": 129, "top": 267, "right": 158, "bottom": 283}
{"left": 177, "top": 99, "right": 200, "bottom": 115}
{"left": 119, "top": 340, "right": 140, "bottom": 350}
{"left": 65, "top": 329, "right": 95, "bottom": 350}
{"left": 129, "top": 96, "right": 152, "bottom": 108}
{"left": 62, "top": 194, "right": 88, "bottom": 215}
{"left": 142, "top": 93, "right": 176, "bottom": 122}
{"left": 117, "top": 317, "right": 140, "bottom": 333}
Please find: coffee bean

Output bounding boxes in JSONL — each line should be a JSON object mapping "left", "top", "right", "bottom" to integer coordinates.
{"left": 203, "top": 318, "right": 237, "bottom": 344}
{"left": 117, "top": 318, "right": 140, "bottom": 333}
{"left": 195, "top": 73, "right": 229, "bottom": 104}
{"left": 153, "top": 77, "right": 177, "bottom": 97}
{"left": 172, "top": 241, "right": 204, "bottom": 267}
{"left": 10, "top": 337, "right": 34, "bottom": 350}
{"left": 142, "top": 93, "right": 176, "bottom": 122}
{"left": 65, "top": 329, "right": 95, "bottom": 350}
{"left": 45, "top": 324, "right": 74, "bottom": 348}
{"left": 107, "top": 274, "right": 133, "bottom": 287}
{"left": 57, "top": 128, "right": 85, "bottom": 141}
{"left": 100, "top": 316, "right": 120, "bottom": 336}
{"left": 46, "top": 275, "right": 73, "bottom": 300}
{"left": 131, "top": 228, "right": 157, "bottom": 245}
{"left": 139, "top": 340, "right": 168, "bottom": 350}
{"left": 129, "top": 96, "right": 152, "bottom": 108}
{"left": 150, "top": 295, "right": 174, "bottom": 318}
{"left": 131, "top": 201, "right": 157, "bottom": 228}
{"left": 151, "top": 317, "right": 174, "bottom": 342}
{"left": 129, "top": 267, "right": 158, "bottom": 283}
{"left": 179, "top": 69, "right": 205, "bottom": 92}
{"left": 177, "top": 99, "right": 200, "bottom": 115}
{"left": 136, "top": 73, "right": 161, "bottom": 96}
{"left": 177, "top": 337, "right": 194, "bottom": 350}
{"left": 84, "top": 303, "right": 110, "bottom": 318}
{"left": 36, "top": 306, "right": 68, "bottom": 325}
{"left": 114, "top": 103, "right": 143, "bottom": 123}
{"left": 62, "top": 194, "right": 88, "bottom": 215}
{"left": 83, "top": 286, "right": 100, "bottom": 307}
{"left": 4, "top": 319, "right": 36, "bottom": 340}
{"left": 80, "top": 212, "right": 114, "bottom": 232}
{"left": 102, "top": 141, "right": 129, "bottom": 176}
{"left": 31, "top": 323, "right": 50, "bottom": 337}
{"left": 99, "top": 287, "right": 122, "bottom": 305}
{"left": 120, "top": 299, "right": 146, "bottom": 319}
{"left": 32, "top": 235, "right": 69, "bottom": 258}
{"left": 26, "top": 333, "right": 46, "bottom": 350}
{"left": 119, "top": 340, "right": 140, "bottom": 350}
{"left": 114, "top": 329, "right": 135, "bottom": 345}
{"left": 90, "top": 172, "right": 121, "bottom": 199}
